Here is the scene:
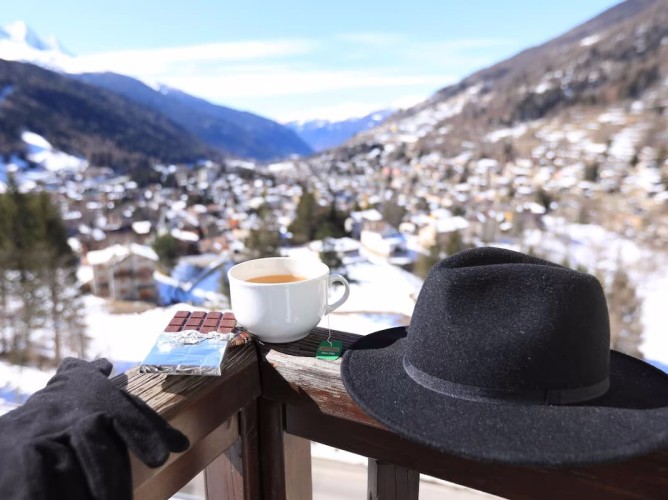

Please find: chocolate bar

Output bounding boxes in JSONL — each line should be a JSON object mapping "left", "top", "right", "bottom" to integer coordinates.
{"left": 139, "top": 310, "right": 251, "bottom": 376}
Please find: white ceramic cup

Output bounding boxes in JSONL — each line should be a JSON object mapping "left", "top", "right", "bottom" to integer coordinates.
{"left": 228, "top": 257, "right": 350, "bottom": 343}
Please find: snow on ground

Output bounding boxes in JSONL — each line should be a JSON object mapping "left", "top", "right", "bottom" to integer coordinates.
{"left": 334, "top": 259, "right": 420, "bottom": 317}
{"left": 0, "top": 361, "right": 55, "bottom": 415}
{"left": 284, "top": 246, "right": 420, "bottom": 334}
{"left": 1, "top": 297, "right": 211, "bottom": 412}
{"left": 2, "top": 252, "right": 418, "bottom": 411}
{"left": 22, "top": 131, "right": 87, "bottom": 172}
{"left": 520, "top": 218, "right": 668, "bottom": 365}
{"left": 83, "top": 295, "right": 205, "bottom": 367}
{"left": 4, "top": 234, "right": 665, "bottom": 416}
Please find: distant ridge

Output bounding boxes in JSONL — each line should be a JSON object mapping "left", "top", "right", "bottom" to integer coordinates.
{"left": 0, "top": 59, "right": 213, "bottom": 169}
{"left": 340, "top": 0, "right": 667, "bottom": 158}
{"left": 77, "top": 72, "right": 313, "bottom": 161}
{"left": 286, "top": 110, "right": 394, "bottom": 152}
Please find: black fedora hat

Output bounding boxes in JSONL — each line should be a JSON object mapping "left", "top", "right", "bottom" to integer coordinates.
{"left": 341, "top": 247, "right": 668, "bottom": 466}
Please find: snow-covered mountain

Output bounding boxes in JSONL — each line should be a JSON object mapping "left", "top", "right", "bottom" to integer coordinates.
{"left": 0, "top": 21, "right": 312, "bottom": 161}
{"left": 0, "top": 21, "right": 72, "bottom": 69}
{"left": 285, "top": 109, "right": 394, "bottom": 152}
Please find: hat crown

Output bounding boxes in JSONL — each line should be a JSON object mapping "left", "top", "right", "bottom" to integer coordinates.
{"left": 406, "top": 247, "right": 610, "bottom": 404}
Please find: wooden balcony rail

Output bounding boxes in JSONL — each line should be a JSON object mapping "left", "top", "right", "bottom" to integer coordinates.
{"left": 115, "top": 327, "right": 668, "bottom": 500}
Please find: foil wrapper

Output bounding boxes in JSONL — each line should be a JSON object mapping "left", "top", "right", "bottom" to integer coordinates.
{"left": 140, "top": 329, "right": 239, "bottom": 376}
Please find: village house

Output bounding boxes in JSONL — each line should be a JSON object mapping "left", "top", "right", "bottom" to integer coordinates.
{"left": 417, "top": 212, "right": 470, "bottom": 249}
{"left": 360, "top": 223, "right": 407, "bottom": 257}
{"left": 345, "top": 209, "right": 384, "bottom": 240}
{"left": 87, "top": 243, "right": 158, "bottom": 302}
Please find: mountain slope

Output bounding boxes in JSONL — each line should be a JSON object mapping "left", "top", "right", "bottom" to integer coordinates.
{"left": 0, "top": 21, "right": 313, "bottom": 162}
{"left": 0, "top": 59, "right": 214, "bottom": 169}
{"left": 336, "top": 0, "right": 667, "bottom": 162}
{"left": 305, "top": 0, "right": 667, "bottom": 251}
{"left": 285, "top": 110, "right": 393, "bottom": 152}
{"left": 75, "top": 72, "right": 313, "bottom": 161}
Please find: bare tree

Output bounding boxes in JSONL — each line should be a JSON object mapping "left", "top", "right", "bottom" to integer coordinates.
{"left": 606, "top": 267, "right": 643, "bottom": 358}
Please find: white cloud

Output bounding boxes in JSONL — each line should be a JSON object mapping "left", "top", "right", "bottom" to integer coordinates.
{"left": 162, "top": 69, "right": 448, "bottom": 100}
{"left": 63, "top": 32, "right": 517, "bottom": 120}
{"left": 277, "top": 92, "right": 443, "bottom": 122}
{"left": 334, "top": 32, "right": 401, "bottom": 46}
{"left": 280, "top": 101, "right": 389, "bottom": 122}
{"left": 69, "top": 39, "right": 316, "bottom": 75}
{"left": 390, "top": 94, "right": 432, "bottom": 110}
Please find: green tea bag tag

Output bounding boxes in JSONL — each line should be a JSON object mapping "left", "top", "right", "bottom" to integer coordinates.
{"left": 316, "top": 340, "right": 342, "bottom": 360}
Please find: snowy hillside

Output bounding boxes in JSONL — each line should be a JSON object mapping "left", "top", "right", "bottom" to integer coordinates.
{"left": 0, "top": 20, "right": 72, "bottom": 69}
{"left": 0, "top": 131, "right": 87, "bottom": 188}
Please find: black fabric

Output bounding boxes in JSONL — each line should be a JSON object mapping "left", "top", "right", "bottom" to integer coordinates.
{"left": 0, "top": 358, "right": 189, "bottom": 499}
{"left": 341, "top": 247, "right": 668, "bottom": 465}
{"left": 342, "top": 327, "right": 668, "bottom": 466}
{"left": 407, "top": 247, "right": 610, "bottom": 393}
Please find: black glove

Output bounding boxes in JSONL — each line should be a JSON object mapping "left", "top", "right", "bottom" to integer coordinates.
{"left": 0, "top": 358, "right": 189, "bottom": 500}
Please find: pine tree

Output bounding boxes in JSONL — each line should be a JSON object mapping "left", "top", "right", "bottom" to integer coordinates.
{"left": 289, "top": 187, "right": 318, "bottom": 244}
{"left": 315, "top": 202, "right": 347, "bottom": 240}
{"left": 0, "top": 191, "right": 13, "bottom": 353}
{"left": 320, "top": 238, "right": 344, "bottom": 273}
{"left": 413, "top": 243, "right": 442, "bottom": 280}
{"left": 445, "top": 230, "right": 467, "bottom": 256}
{"left": 246, "top": 205, "right": 282, "bottom": 258}
{"left": 152, "top": 233, "right": 180, "bottom": 272}
{"left": 381, "top": 198, "right": 406, "bottom": 229}
{"left": 0, "top": 180, "right": 85, "bottom": 365}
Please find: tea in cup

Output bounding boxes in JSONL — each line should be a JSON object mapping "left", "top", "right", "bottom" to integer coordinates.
{"left": 228, "top": 257, "right": 350, "bottom": 343}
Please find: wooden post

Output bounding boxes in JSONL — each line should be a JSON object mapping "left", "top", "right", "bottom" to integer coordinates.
{"left": 239, "top": 400, "right": 261, "bottom": 499}
{"left": 204, "top": 401, "right": 261, "bottom": 500}
{"left": 284, "top": 433, "right": 312, "bottom": 500}
{"left": 205, "top": 440, "right": 243, "bottom": 500}
{"left": 258, "top": 398, "right": 287, "bottom": 500}
{"left": 257, "top": 398, "right": 313, "bottom": 500}
{"left": 368, "top": 459, "right": 419, "bottom": 500}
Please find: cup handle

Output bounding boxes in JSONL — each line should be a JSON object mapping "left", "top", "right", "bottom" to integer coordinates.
{"left": 326, "top": 273, "right": 350, "bottom": 315}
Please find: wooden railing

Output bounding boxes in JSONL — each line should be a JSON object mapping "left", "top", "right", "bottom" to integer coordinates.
{"left": 114, "top": 327, "right": 668, "bottom": 500}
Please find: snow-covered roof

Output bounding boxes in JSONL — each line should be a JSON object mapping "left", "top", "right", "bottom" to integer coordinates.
{"left": 309, "top": 237, "right": 361, "bottom": 254}
{"left": 520, "top": 202, "right": 547, "bottom": 215}
{"left": 435, "top": 215, "right": 469, "bottom": 233}
{"left": 350, "top": 208, "right": 383, "bottom": 222}
{"left": 67, "top": 237, "right": 82, "bottom": 254}
{"left": 171, "top": 228, "right": 200, "bottom": 242}
{"left": 132, "top": 221, "right": 152, "bottom": 235}
{"left": 87, "top": 243, "right": 158, "bottom": 266}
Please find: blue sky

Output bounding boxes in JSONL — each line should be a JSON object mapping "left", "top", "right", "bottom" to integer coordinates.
{"left": 3, "top": 0, "right": 620, "bottom": 122}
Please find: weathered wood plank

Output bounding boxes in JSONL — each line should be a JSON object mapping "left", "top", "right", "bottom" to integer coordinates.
{"left": 261, "top": 329, "right": 668, "bottom": 500}
{"left": 258, "top": 398, "right": 287, "bottom": 500}
{"left": 239, "top": 400, "right": 261, "bottom": 500}
{"left": 368, "top": 459, "right": 419, "bottom": 500}
{"left": 284, "top": 433, "right": 312, "bottom": 500}
{"left": 260, "top": 327, "right": 383, "bottom": 428}
{"left": 204, "top": 439, "right": 243, "bottom": 500}
{"left": 203, "top": 401, "right": 262, "bottom": 500}
{"left": 114, "top": 343, "right": 261, "bottom": 495}
{"left": 257, "top": 399, "right": 314, "bottom": 500}
{"left": 134, "top": 416, "right": 239, "bottom": 500}
{"left": 286, "top": 405, "right": 668, "bottom": 500}
{"left": 116, "top": 325, "right": 668, "bottom": 500}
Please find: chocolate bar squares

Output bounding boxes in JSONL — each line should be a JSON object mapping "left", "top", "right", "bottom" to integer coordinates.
{"left": 164, "top": 310, "right": 237, "bottom": 334}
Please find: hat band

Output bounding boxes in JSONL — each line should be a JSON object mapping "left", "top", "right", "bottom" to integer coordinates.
{"left": 403, "top": 357, "right": 610, "bottom": 405}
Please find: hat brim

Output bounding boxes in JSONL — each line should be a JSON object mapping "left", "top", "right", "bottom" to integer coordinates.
{"left": 341, "top": 327, "right": 668, "bottom": 466}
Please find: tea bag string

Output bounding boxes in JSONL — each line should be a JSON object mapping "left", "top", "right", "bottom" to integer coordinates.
{"left": 326, "top": 280, "right": 332, "bottom": 345}
{"left": 326, "top": 310, "right": 332, "bottom": 345}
